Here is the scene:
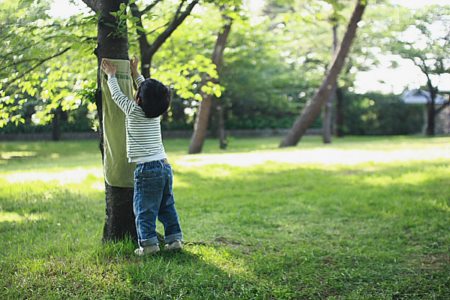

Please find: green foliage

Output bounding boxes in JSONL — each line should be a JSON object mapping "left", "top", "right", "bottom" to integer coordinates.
{"left": 262, "top": 0, "right": 377, "bottom": 92}
{"left": 343, "top": 92, "right": 424, "bottom": 135}
{"left": 218, "top": 16, "right": 303, "bottom": 129}
{"left": 107, "top": 2, "right": 130, "bottom": 38}
{"left": 1, "top": 0, "right": 447, "bottom": 137}
{"left": 127, "top": 2, "right": 226, "bottom": 101}
{"left": 0, "top": 0, "right": 97, "bottom": 128}
{"left": 1, "top": 137, "right": 449, "bottom": 298}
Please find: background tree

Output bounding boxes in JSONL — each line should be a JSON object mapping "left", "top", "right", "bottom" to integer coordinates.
{"left": 322, "top": 2, "right": 340, "bottom": 143}
{"left": 262, "top": 0, "right": 380, "bottom": 140}
{"left": 188, "top": 6, "right": 236, "bottom": 154}
{"left": 387, "top": 5, "right": 450, "bottom": 136}
{"left": 280, "top": 0, "right": 367, "bottom": 147}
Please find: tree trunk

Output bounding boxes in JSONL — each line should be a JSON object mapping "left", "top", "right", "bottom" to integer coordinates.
{"left": 335, "top": 87, "right": 345, "bottom": 137}
{"left": 216, "top": 101, "right": 227, "bottom": 149}
{"left": 322, "top": 87, "right": 336, "bottom": 143}
{"left": 426, "top": 102, "right": 435, "bottom": 136}
{"left": 189, "top": 89, "right": 213, "bottom": 154}
{"left": 425, "top": 78, "right": 436, "bottom": 136}
{"left": 322, "top": 22, "right": 339, "bottom": 144}
{"left": 141, "top": 53, "right": 152, "bottom": 79}
{"left": 130, "top": 3, "right": 151, "bottom": 78}
{"left": 280, "top": 0, "right": 366, "bottom": 147}
{"left": 96, "top": 0, "right": 136, "bottom": 242}
{"left": 51, "top": 106, "right": 61, "bottom": 141}
{"left": 84, "top": 0, "right": 198, "bottom": 242}
{"left": 189, "top": 18, "right": 232, "bottom": 154}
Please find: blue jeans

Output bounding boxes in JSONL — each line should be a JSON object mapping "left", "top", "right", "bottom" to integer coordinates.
{"left": 133, "top": 159, "right": 182, "bottom": 247}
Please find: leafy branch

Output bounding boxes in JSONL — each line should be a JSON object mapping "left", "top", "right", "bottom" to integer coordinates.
{"left": 1, "top": 47, "right": 71, "bottom": 93}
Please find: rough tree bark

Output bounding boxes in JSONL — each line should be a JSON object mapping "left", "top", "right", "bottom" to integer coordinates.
{"left": 322, "top": 21, "right": 339, "bottom": 144}
{"left": 280, "top": 0, "right": 366, "bottom": 147}
{"left": 189, "top": 17, "right": 232, "bottom": 154}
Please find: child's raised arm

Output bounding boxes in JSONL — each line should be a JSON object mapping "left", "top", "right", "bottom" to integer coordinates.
{"left": 102, "top": 59, "right": 136, "bottom": 115}
{"left": 130, "top": 56, "right": 145, "bottom": 87}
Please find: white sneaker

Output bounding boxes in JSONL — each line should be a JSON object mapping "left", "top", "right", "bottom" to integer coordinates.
{"left": 134, "top": 245, "right": 160, "bottom": 256}
{"left": 165, "top": 240, "right": 183, "bottom": 251}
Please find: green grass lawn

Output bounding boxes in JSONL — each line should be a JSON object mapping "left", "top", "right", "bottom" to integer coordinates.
{"left": 0, "top": 136, "right": 449, "bottom": 299}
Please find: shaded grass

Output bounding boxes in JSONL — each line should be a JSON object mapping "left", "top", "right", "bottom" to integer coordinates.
{"left": 0, "top": 136, "right": 449, "bottom": 299}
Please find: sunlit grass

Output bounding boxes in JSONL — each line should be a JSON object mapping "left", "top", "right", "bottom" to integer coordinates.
{"left": 4, "top": 168, "right": 103, "bottom": 184}
{"left": 0, "top": 136, "right": 449, "bottom": 299}
{"left": 0, "top": 211, "right": 46, "bottom": 223}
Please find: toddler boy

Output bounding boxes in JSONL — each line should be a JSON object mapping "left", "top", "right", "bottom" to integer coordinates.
{"left": 102, "top": 58, "right": 183, "bottom": 256}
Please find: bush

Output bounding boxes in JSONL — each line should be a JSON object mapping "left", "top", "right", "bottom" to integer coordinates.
{"left": 343, "top": 92, "right": 423, "bottom": 135}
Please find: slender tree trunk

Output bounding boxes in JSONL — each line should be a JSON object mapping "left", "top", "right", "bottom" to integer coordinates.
{"left": 335, "top": 87, "right": 345, "bottom": 137}
{"left": 141, "top": 53, "right": 152, "bottom": 79}
{"left": 425, "top": 78, "right": 436, "bottom": 136}
{"left": 280, "top": 0, "right": 366, "bottom": 147}
{"left": 189, "top": 87, "right": 213, "bottom": 154}
{"left": 96, "top": 0, "right": 136, "bottom": 242}
{"left": 189, "top": 18, "right": 232, "bottom": 154}
{"left": 322, "top": 90, "right": 335, "bottom": 143}
{"left": 426, "top": 102, "right": 435, "bottom": 136}
{"left": 51, "top": 106, "right": 61, "bottom": 141}
{"left": 322, "top": 22, "right": 339, "bottom": 144}
{"left": 216, "top": 101, "right": 227, "bottom": 149}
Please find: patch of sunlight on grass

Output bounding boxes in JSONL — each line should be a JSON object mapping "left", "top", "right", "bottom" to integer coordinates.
{"left": 0, "top": 211, "right": 46, "bottom": 223}
{"left": 176, "top": 147, "right": 450, "bottom": 167}
{"left": 3, "top": 167, "right": 102, "bottom": 184}
{"left": 397, "top": 172, "right": 431, "bottom": 185}
{"left": 0, "top": 151, "right": 37, "bottom": 160}
{"left": 192, "top": 246, "right": 250, "bottom": 277}
{"left": 362, "top": 170, "right": 445, "bottom": 187}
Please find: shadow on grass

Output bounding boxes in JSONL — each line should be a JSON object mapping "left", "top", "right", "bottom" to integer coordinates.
{"left": 1, "top": 159, "right": 449, "bottom": 298}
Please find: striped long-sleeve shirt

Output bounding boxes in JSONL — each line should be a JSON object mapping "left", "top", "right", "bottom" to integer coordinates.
{"left": 107, "top": 74, "right": 166, "bottom": 163}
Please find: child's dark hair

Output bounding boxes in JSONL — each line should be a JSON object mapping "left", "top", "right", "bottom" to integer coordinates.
{"left": 137, "top": 78, "right": 171, "bottom": 118}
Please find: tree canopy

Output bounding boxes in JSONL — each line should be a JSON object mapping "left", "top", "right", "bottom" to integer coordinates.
{"left": 1, "top": 0, "right": 449, "bottom": 136}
